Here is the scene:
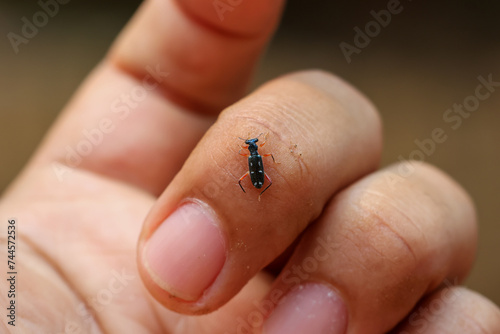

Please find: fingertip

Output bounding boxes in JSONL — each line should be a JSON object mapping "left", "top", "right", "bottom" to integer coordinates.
{"left": 139, "top": 201, "right": 227, "bottom": 310}
{"left": 263, "top": 283, "right": 348, "bottom": 334}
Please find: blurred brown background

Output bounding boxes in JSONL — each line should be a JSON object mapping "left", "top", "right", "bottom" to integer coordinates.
{"left": 1, "top": 0, "right": 499, "bottom": 307}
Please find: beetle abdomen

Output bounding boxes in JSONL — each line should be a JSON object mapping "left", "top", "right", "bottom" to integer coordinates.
{"left": 248, "top": 155, "right": 265, "bottom": 189}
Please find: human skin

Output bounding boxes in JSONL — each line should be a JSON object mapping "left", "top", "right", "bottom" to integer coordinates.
{"left": 1, "top": 0, "right": 500, "bottom": 333}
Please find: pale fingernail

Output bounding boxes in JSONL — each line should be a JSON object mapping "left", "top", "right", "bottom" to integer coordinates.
{"left": 143, "top": 202, "right": 226, "bottom": 301}
{"left": 263, "top": 284, "right": 347, "bottom": 334}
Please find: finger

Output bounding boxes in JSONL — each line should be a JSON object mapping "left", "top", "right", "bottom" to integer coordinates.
{"left": 260, "top": 163, "right": 477, "bottom": 334}
{"left": 137, "top": 70, "right": 383, "bottom": 314}
{"left": 392, "top": 287, "right": 500, "bottom": 334}
{"left": 31, "top": 0, "right": 284, "bottom": 194}
{"left": 111, "top": 0, "right": 286, "bottom": 112}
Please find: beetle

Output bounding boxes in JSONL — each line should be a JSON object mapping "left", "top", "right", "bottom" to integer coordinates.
{"left": 238, "top": 133, "right": 275, "bottom": 199}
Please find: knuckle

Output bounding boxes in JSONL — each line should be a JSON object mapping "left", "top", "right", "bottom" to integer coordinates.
{"left": 345, "top": 191, "right": 426, "bottom": 279}
{"left": 334, "top": 191, "right": 436, "bottom": 311}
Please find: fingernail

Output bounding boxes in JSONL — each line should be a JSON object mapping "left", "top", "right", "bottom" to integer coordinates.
{"left": 143, "top": 202, "right": 226, "bottom": 301}
{"left": 263, "top": 284, "right": 347, "bottom": 334}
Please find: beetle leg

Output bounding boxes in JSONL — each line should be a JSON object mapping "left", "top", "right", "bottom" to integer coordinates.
{"left": 239, "top": 148, "right": 250, "bottom": 157}
{"left": 258, "top": 132, "right": 269, "bottom": 146}
{"left": 258, "top": 173, "right": 273, "bottom": 201}
{"left": 262, "top": 153, "right": 276, "bottom": 163}
{"left": 238, "top": 171, "right": 250, "bottom": 193}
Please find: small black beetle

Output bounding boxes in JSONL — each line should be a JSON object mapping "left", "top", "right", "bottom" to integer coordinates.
{"left": 238, "top": 134, "right": 275, "bottom": 199}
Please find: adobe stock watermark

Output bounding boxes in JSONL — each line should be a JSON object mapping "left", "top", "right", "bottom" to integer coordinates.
{"left": 57, "top": 268, "right": 136, "bottom": 334}
{"left": 51, "top": 64, "right": 169, "bottom": 182}
{"left": 7, "top": 0, "right": 71, "bottom": 54}
{"left": 339, "top": 0, "right": 406, "bottom": 64}
{"left": 213, "top": 0, "right": 244, "bottom": 21}
{"left": 385, "top": 73, "right": 499, "bottom": 188}
{"left": 227, "top": 235, "right": 336, "bottom": 334}
{"left": 398, "top": 278, "right": 461, "bottom": 334}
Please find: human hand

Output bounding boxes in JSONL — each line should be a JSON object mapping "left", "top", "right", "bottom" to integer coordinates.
{"left": 2, "top": 0, "right": 500, "bottom": 333}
